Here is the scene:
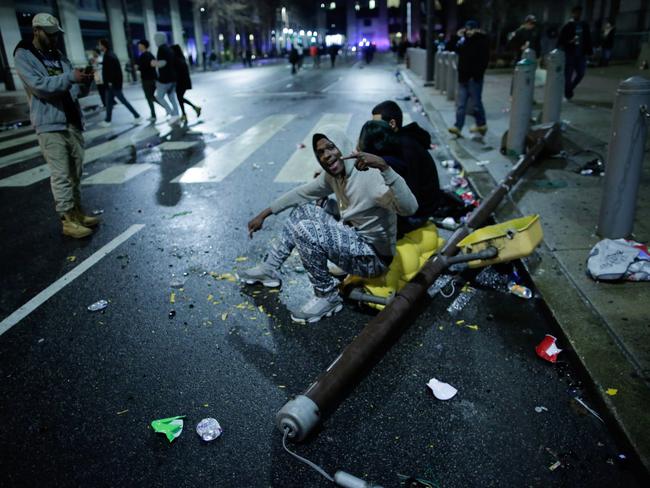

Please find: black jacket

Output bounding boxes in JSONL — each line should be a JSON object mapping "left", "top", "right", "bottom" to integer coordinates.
{"left": 101, "top": 50, "right": 122, "bottom": 89}
{"left": 397, "top": 122, "right": 441, "bottom": 218}
{"left": 558, "top": 20, "right": 593, "bottom": 57}
{"left": 452, "top": 31, "right": 490, "bottom": 83}
{"left": 174, "top": 56, "right": 191, "bottom": 91}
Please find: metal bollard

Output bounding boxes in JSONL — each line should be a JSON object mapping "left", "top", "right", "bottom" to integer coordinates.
{"left": 506, "top": 58, "right": 536, "bottom": 155}
{"left": 597, "top": 77, "right": 650, "bottom": 238}
{"left": 439, "top": 51, "right": 448, "bottom": 92}
{"left": 542, "top": 49, "right": 565, "bottom": 124}
{"left": 446, "top": 52, "right": 457, "bottom": 101}
{"left": 434, "top": 50, "right": 441, "bottom": 89}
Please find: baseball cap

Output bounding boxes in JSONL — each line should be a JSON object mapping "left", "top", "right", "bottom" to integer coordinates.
{"left": 524, "top": 14, "right": 537, "bottom": 23}
{"left": 465, "top": 20, "right": 479, "bottom": 30}
{"left": 32, "top": 13, "right": 64, "bottom": 34}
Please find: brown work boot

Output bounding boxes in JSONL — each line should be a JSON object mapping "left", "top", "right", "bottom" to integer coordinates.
{"left": 73, "top": 207, "right": 100, "bottom": 227}
{"left": 61, "top": 212, "right": 93, "bottom": 239}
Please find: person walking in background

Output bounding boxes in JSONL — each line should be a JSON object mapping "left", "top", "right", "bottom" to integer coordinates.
{"left": 152, "top": 32, "right": 180, "bottom": 122}
{"left": 98, "top": 39, "right": 141, "bottom": 127}
{"left": 170, "top": 44, "right": 201, "bottom": 122}
{"left": 310, "top": 43, "right": 320, "bottom": 68}
{"left": 89, "top": 50, "right": 109, "bottom": 107}
{"left": 448, "top": 20, "right": 490, "bottom": 138}
{"left": 558, "top": 6, "right": 593, "bottom": 100}
{"left": 508, "top": 14, "right": 541, "bottom": 61}
{"left": 329, "top": 44, "right": 339, "bottom": 68}
{"left": 601, "top": 21, "right": 616, "bottom": 66}
{"left": 289, "top": 45, "right": 299, "bottom": 74}
{"left": 14, "top": 13, "right": 99, "bottom": 238}
{"left": 136, "top": 39, "right": 159, "bottom": 121}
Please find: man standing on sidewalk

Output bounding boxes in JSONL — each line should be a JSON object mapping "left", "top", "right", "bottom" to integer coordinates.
{"left": 558, "top": 6, "right": 593, "bottom": 100}
{"left": 152, "top": 32, "right": 180, "bottom": 121}
{"left": 14, "top": 13, "right": 100, "bottom": 238}
{"left": 136, "top": 39, "right": 159, "bottom": 121}
{"left": 448, "top": 20, "right": 490, "bottom": 138}
{"left": 98, "top": 39, "right": 141, "bottom": 127}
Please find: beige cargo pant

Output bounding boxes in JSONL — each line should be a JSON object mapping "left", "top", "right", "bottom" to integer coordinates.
{"left": 37, "top": 126, "right": 85, "bottom": 214}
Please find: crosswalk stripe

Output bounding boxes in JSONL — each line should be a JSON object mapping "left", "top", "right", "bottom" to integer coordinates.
{"left": 0, "top": 125, "right": 161, "bottom": 187}
{"left": 0, "top": 132, "right": 38, "bottom": 151}
{"left": 172, "top": 114, "right": 295, "bottom": 183}
{"left": 0, "top": 126, "right": 33, "bottom": 142}
{"left": 82, "top": 163, "right": 156, "bottom": 185}
{"left": 0, "top": 126, "right": 116, "bottom": 170}
{"left": 273, "top": 113, "right": 352, "bottom": 183}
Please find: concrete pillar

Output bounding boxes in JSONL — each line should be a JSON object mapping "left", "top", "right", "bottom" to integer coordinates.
{"left": 105, "top": 1, "right": 129, "bottom": 78}
{"left": 446, "top": 52, "right": 457, "bottom": 101}
{"left": 56, "top": 0, "right": 87, "bottom": 67}
{"left": 193, "top": 5, "right": 204, "bottom": 65}
{"left": 142, "top": 0, "right": 158, "bottom": 48}
{"left": 169, "top": 0, "right": 184, "bottom": 49}
{"left": 597, "top": 77, "right": 650, "bottom": 238}
{"left": 0, "top": 0, "right": 23, "bottom": 90}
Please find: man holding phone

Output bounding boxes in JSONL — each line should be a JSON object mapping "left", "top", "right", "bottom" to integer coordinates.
{"left": 14, "top": 13, "right": 99, "bottom": 238}
{"left": 239, "top": 126, "right": 417, "bottom": 323}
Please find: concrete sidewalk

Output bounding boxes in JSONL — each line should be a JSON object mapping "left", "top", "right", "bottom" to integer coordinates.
{"left": 402, "top": 63, "right": 650, "bottom": 474}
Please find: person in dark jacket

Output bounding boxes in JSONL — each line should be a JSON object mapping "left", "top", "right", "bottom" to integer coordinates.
{"left": 98, "top": 39, "right": 140, "bottom": 126}
{"left": 371, "top": 100, "right": 441, "bottom": 233}
{"left": 558, "top": 6, "right": 593, "bottom": 99}
{"left": 508, "top": 14, "right": 542, "bottom": 60}
{"left": 448, "top": 20, "right": 490, "bottom": 137}
{"left": 152, "top": 32, "right": 180, "bottom": 121}
{"left": 136, "top": 39, "right": 160, "bottom": 121}
{"left": 170, "top": 44, "right": 201, "bottom": 121}
{"left": 289, "top": 45, "right": 299, "bottom": 74}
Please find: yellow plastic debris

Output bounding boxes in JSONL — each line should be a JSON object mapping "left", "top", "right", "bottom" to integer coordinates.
{"left": 605, "top": 388, "right": 618, "bottom": 396}
{"left": 66, "top": 256, "right": 77, "bottom": 262}
{"left": 466, "top": 325, "right": 479, "bottom": 331}
{"left": 221, "top": 312, "right": 228, "bottom": 321}
{"left": 456, "top": 320, "right": 465, "bottom": 325}
{"left": 207, "top": 294, "right": 214, "bottom": 302}
{"left": 258, "top": 305, "right": 265, "bottom": 313}
{"left": 235, "top": 256, "right": 248, "bottom": 262}
{"left": 170, "top": 292, "right": 176, "bottom": 304}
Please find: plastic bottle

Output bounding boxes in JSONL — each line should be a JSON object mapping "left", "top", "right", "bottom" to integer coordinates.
{"left": 508, "top": 281, "right": 533, "bottom": 299}
{"left": 196, "top": 418, "right": 223, "bottom": 441}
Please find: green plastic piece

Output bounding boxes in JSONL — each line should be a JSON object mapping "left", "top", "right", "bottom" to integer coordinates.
{"left": 151, "top": 415, "right": 185, "bottom": 442}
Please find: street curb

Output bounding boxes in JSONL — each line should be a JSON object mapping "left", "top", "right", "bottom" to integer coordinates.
{"left": 401, "top": 68, "right": 650, "bottom": 476}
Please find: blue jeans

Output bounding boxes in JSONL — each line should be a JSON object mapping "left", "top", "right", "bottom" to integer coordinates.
{"left": 564, "top": 55, "right": 587, "bottom": 99}
{"left": 455, "top": 78, "right": 486, "bottom": 130}
{"left": 105, "top": 85, "right": 139, "bottom": 122}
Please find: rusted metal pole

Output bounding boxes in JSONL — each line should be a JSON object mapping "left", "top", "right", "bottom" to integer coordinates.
{"left": 276, "top": 124, "right": 559, "bottom": 441}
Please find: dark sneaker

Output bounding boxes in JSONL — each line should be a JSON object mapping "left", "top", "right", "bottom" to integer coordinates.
{"left": 290, "top": 294, "right": 343, "bottom": 324}
{"left": 448, "top": 126, "right": 462, "bottom": 137}
{"left": 238, "top": 264, "right": 281, "bottom": 288}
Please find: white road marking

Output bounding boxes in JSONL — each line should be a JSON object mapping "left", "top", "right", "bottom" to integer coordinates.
{"left": 0, "top": 126, "right": 160, "bottom": 187}
{"left": 0, "top": 127, "right": 119, "bottom": 171}
{"left": 0, "top": 132, "right": 38, "bottom": 151}
{"left": 82, "top": 163, "right": 156, "bottom": 185}
{"left": 0, "top": 224, "right": 145, "bottom": 335}
{"left": 0, "top": 126, "right": 34, "bottom": 142}
{"left": 172, "top": 114, "right": 295, "bottom": 183}
{"left": 273, "top": 113, "right": 352, "bottom": 183}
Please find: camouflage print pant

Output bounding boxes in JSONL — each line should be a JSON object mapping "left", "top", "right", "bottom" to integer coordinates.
{"left": 265, "top": 204, "right": 387, "bottom": 295}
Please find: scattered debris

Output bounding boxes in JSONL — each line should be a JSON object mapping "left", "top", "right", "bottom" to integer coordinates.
{"left": 508, "top": 281, "right": 533, "bottom": 299}
{"left": 169, "top": 277, "right": 186, "bottom": 288}
{"left": 235, "top": 256, "right": 248, "bottom": 262}
{"left": 605, "top": 388, "right": 618, "bottom": 396}
{"left": 476, "top": 160, "right": 490, "bottom": 166}
{"left": 168, "top": 310, "right": 176, "bottom": 319}
{"left": 170, "top": 292, "right": 176, "bottom": 304}
{"left": 535, "top": 406, "right": 549, "bottom": 413}
{"left": 573, "top": 396, "right": 604, "bottom": 423}
{"left": 116, "top": 409, "right": 129, "bottom": 415}
{"left": 549, "top": 460, "right": 562, "bottom": 471}
{"left": 397, "top": 473, "right": 441, "bottom": 488}
{"left": 37, "top": 338, "right": 45, "bottom": 343}
{"left": 169, "top": 211, "right": 192, "bottom": 219}
{"left": 450, "top": 175, "right": 468, "bottom": 188}
{"left": 587, "top": 238, "right": 650, "bottom": 281}
{"left": 196, "top": 418, "right": 223, "bottom": 441}
{"left": 465, "top": 324, "right": 479, "bottom": 331}
{"left": 221, "top": 312, "right": 228, "bottom": 321}
{"left": 87, "top": 300, "right": 108, "bottom": 312}
{"left": 576, "top": 158, "right": 605, "bottom": 176}
{"left": 446, "top": 285, "right": 475, "bottom": 315}
{"left": 536, "top": 334, "right": 562, "bottom": 363}
{"left": 426, "top": 378, "right": 458, "bottom": 400}
{"left": 151, "top": 416, "right": 185, "bottom": 442}
{"left": 91, "top": 209, "right": 104, "bottom": 216}
{"left": 210, "top": 272, "right": 237, "bottom": 282}
{"left": 66, "top": 256, "right": 77, "bottom": 262}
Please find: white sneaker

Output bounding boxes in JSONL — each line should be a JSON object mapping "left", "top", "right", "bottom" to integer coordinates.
{"left": 99, "top": 121, "right": 111, "bottom": 128}
{"left": 327, "top": 260, "right": 347, "bottom": 277}
{"left": 238, "top": 264, "right": 281, "bottom": 288}
{"left": 291, "top": 293, "right": 343, "bottom": 324}
{"left": 168, "top": 115, "right": 181, "bottom": 124}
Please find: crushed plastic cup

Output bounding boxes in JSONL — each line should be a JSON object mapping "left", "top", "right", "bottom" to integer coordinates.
{"left": 87, "top": 299, "right": 108, "bottom": 312}
{"left": 196, "top": 418, "right": 223, "bottom": 441}
{"left": 508, "top": 281, "right": 532, "bottom": 299}
{"left": 536, "top": 334, "right": 562, "bottom": 363}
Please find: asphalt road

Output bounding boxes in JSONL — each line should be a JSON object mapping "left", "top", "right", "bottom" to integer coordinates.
{"left": 0, "top": 55, "right": 645, "bottom": 487}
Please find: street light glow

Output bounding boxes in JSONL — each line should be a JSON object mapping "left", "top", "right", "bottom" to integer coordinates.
{"left": 199, "top": 7, "right": 205, "bottom": 13}
{"left": 249, "top": 34, "right": 254, "bottom": 41}
{"left": 369, "top": 0, "right": 376, "bottom": 9}
{"left": 218, "top": 33, "right": 224, "bottom": 41}
{"left": 235, "top": 33, "right": 241, "bottom": 41}
{"left": 355, "top": 3, "right": 360, "bottom": 11}
{"left": 299, "top": 29, "right": 305, "bottom": 36}
{"left": 282, "top": 27, "right": 288, "bottom": 34}
{"left": 307, "top": 31, "right": 312, "bottom": 36}
{"left": 329, "top": 2, "right": 336, "bottom": 9}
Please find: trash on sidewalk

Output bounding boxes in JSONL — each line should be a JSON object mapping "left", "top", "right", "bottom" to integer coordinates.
{"left": 576, "top": 158, "right": 605, "bottom": 176}
{"left": 170, "top": 292, "right": 176, "bottom": 304}
{"left": 397, "top": 473, "right": 441, "bottom": 488}
{"left": 87, "top": 299, "right": 108, "bottom": 312}
{"left": 476, "top": 160, "right": 490, "bottom": 166}
{"left": 549, "top": 460, "right": 562, "bottom": 471}
{"left": 169, "top": 277, "right": 186, "bottom": 288}
{"left": 235, "top": 256, "right": 248, "bottom": 262}
{"left": 446, "top": 284, "right": 475, "bottom": 314}
{"left": 605, "top": 388, "right": 618, "bottom": 396}
{"left": 427, "top": 275, "right": 454, "bottom": 298}
{"left": 66, "top": 255, "right": 77, "bottom": 262}
{"left": 535, "top": 334, "right": 562, "bottom": 363}
{"left": 196, "top": 417, "right": 223, "bottom": 441}
{"left": 426, "top": 378, "right": 458, "bottom": 400}
{"left": 438, "top": 216, "right": 458, "bottom": 230}
{"left": 151, "top": 415, "right": 185, "bottom": 442}
{"left": 535, "top": 406, "right": 548, "bottom": 413}
{"left": 210, "top": 272, "right": 237, "bottom": 282}
{"left": 91, "top": 209, "right": 104, "bottom": 216}
{"left": 508, "top": 281, "right": 533, "bottom": 299}
{"left": 573, "top": 396, "right": 604, "bottom": 423}
{"left": 450, "top": 175, "right": 468, "bottom": 188}
{"left": 587, "top": 238, "right": 650, "bottom": 281}
{"left": 168, "top": 310, "right": 176, "bottom": 319}
{"left": 169, "top": 210, "right": 192, "bottom": 218}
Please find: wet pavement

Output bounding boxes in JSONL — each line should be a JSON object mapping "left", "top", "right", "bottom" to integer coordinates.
{"left": 0, "top": 56, "right": 646, "bottom": 487}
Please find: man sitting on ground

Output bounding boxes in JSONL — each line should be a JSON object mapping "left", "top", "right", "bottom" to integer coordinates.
{"left": 371, "top": 100, "right": 441, "bottom": 233}
{"left": 239, "top": 126, "right": 418, "bottom": 324}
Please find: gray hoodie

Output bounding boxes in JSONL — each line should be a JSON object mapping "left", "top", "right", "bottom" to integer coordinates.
{"left": 270, "top": 126, "right": 418, "bottom": 257}
{"left": 14, "top": 40, "right": 86, "bottom": 134}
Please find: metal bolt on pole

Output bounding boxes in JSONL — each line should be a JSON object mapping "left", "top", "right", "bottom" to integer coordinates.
{"left": 446, "top": 52, "right": 457, "bottom": 101}
{"left": 542, "top": 49, "right": 565, "bottom": 124}
{"left": 506, "top": 58, "right": 536, "bottom": 155}
{"left": 597, "top": 77, "right": 650, "bottom": 238}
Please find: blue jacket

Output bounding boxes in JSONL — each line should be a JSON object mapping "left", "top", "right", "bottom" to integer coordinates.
{"left": 14, "top": 40, "right": 87, "bottom": 134}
